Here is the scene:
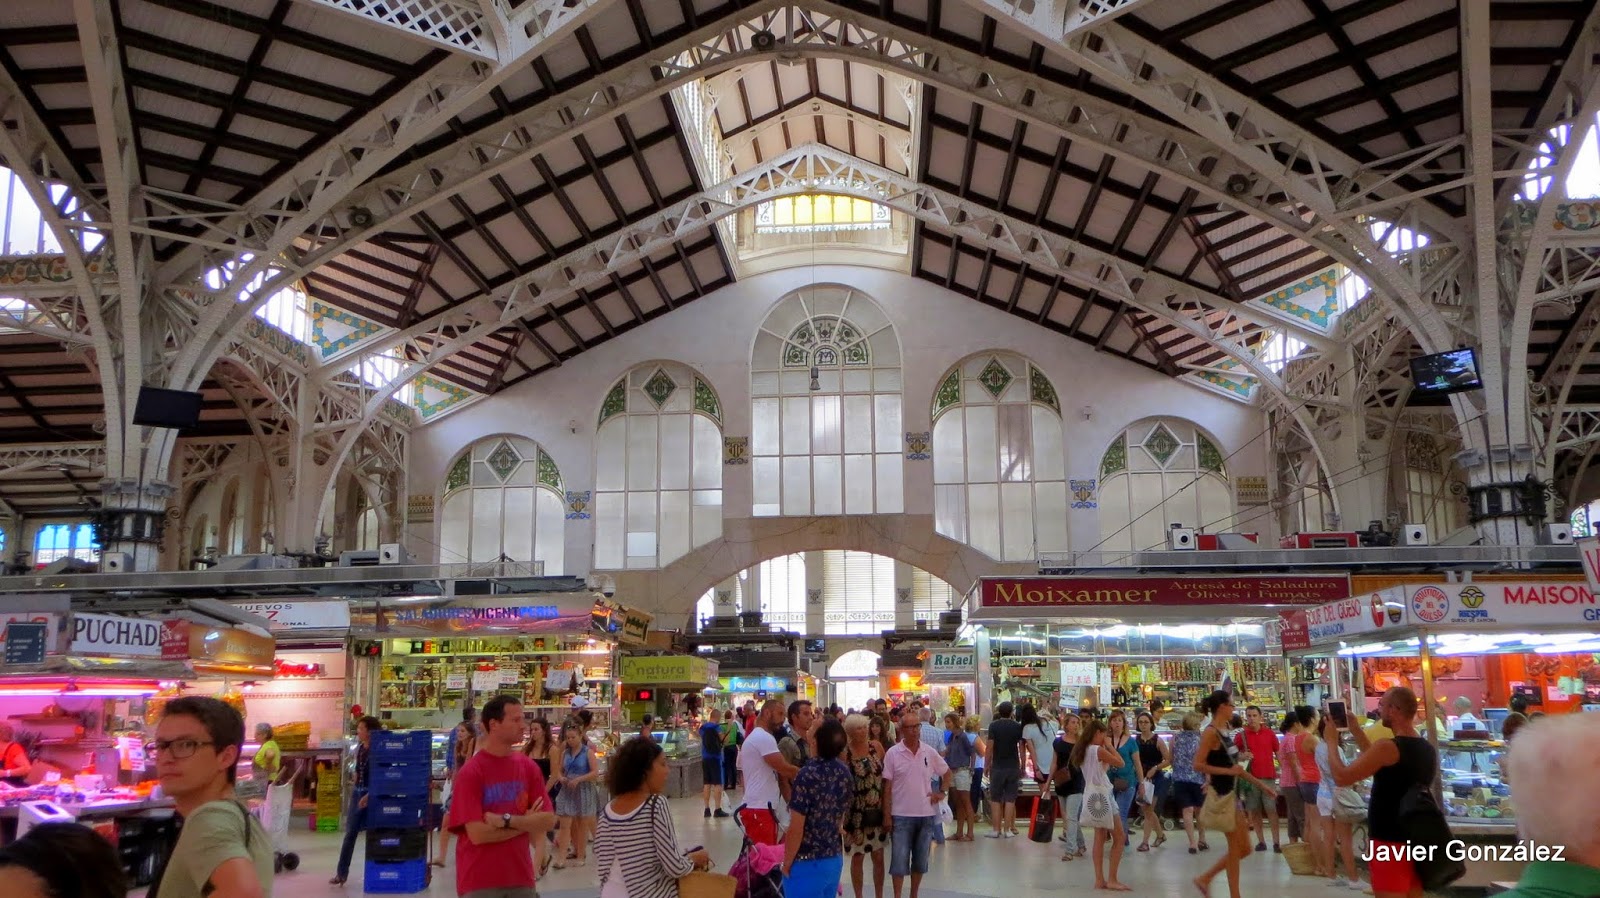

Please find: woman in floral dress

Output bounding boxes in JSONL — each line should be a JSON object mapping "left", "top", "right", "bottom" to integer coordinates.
{"left": 843, "top": 714, "right": 889, "bottom": 898}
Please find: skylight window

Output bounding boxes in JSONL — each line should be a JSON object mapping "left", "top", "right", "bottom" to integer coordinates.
{"left": 1259, "top": 329, "right": 1309, "bottom": 373}
{"left": 0, "top": 167, "right": 103, "bottom": 254}
{"left": 1519, "top": 113, "right": 1600, "bottom": 201}
{"left": 349, "top": 352, "right": 404, "bottom": 389}
{"left": 755, "top": 193, "right": 890, "bottom": 233}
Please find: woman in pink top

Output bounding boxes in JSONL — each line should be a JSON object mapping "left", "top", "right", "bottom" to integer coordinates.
{"left": 1277, "top": 714, "right": 1304, "bottom": 845}
{"left": 1293, "top": 707, "right": 1327, "bottom": 876}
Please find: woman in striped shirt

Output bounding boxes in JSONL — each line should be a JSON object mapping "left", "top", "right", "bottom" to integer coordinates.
{"left": 595, "top": 738, "right": 713, "bottom": 898}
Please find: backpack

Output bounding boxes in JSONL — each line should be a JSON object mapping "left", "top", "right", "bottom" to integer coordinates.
{"left": 1398, "top": 783, "right": 1465, "bottom": 891}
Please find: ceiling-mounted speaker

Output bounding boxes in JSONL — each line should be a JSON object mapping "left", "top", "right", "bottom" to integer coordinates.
{"left": 348, "top": 206, "right": 374, "bottom": 228}
{"left": 1224, "top": 174, "right": 1252, "bottom": 196}
{"left": 750, "top": 30, "right": 776, "bottom": 51}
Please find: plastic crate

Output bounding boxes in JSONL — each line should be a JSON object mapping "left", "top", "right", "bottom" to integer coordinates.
{"left": 371, "top": 731, "right": 431, "bottom": 763}
{"left": 368, "top": 795, "right": 428, "bottom": 828}
{"left": 315, "top": 816, "right": 341, "bottom": 833}
{"left": 370, "top": 763, "right": 431, "bottom": 797}
{"left": 363, "top": 857, "right": 428, "bottom": 894}
{"left": 366, "top": 828, "right": 428, "bottom": 863}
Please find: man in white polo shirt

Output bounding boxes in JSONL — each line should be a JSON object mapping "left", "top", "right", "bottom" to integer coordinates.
{"left": 882, "top": 715, "right": 950, "bottom": 898}
{"left": 738, "top": 698, "right": 798, "bottom": 829}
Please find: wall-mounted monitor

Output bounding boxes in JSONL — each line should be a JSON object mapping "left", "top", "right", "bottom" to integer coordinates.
{"left": 1408, "top": 348, "right": 1483, "bottom": 396}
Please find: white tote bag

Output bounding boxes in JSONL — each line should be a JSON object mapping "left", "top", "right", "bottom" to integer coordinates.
{"left": 1077, "top": 749, "right": 1119, "bottom": 830}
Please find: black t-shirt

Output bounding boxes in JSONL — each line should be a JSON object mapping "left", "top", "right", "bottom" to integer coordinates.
{"left": 1052, "top": 737, "right": 1084, "bottom": 796}
{"left": 1369, "top": 736, "right": 1437, "bottom": 843}
{"left": 988, "top": 718, "right": 1024, "bottom": 767}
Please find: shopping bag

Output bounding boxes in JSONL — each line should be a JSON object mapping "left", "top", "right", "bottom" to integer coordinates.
{"left": 1079, "top": 782, "right": 1118, "bottom": 830}
{"left": 1199, "top": 789, "right": 1237, "bottom": 833}
{"left": 680, "top": 871, "right": 738, "bottom": 898}
{"left": 1138, "top": 780, "right": 1155, "bottom": 806}
{"left": 1029, "top": 794, "right": 1057, "bottom": 843}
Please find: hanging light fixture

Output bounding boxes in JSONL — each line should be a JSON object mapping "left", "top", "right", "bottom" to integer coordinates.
{"left": 809, "top": 365, "right": 821, "bottom": 392}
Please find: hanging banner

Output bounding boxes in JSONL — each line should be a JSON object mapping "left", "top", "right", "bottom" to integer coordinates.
{"left": 923, "top": 648, "right": 976, "bottom": 681}
{"left": 188, "top": 625, "right": 275, "bottom": 673}
{"left": 232, "top": 601, "right": 351, "bottom": 632}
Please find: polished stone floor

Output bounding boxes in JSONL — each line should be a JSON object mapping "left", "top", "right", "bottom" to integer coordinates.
{"left": 233, "top": 797, "right": 1372, "bottom": 898}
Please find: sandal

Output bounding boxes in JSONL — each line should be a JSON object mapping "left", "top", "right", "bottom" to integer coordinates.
{"left": 1198, "top": 841, "right": 1210, "bottom": 851}
{"left": 430, "top": 860, "right": 446, "bottom": 868}
{"left": 1155, "top": 834, "right": 1167, "bottom": 847}
{"left": 1137, "top": 844, "right": 1150, "bottom": 852}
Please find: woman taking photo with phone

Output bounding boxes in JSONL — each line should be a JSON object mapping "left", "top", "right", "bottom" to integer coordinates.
{"left": 1192, "top": 691, "right": 1277, "bottom": 898}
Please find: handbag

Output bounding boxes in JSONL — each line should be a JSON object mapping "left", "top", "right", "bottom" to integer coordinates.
{"left": 1199, "top": 788, "right": 1237, "bottom": 833}
{"left": 1398, "top": 783, "right": 1465, "bottom": 891}
{"left": 1138, "top": 780, "right": 1155, "bottom": 805}
{"left": 680, "top": 871, "right": 738, "bottom": 898}
{"left": 1332, "top": 787, "right": 1366, "bottom": 822}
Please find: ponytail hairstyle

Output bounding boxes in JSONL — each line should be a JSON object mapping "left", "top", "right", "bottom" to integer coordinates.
{"left": 1200, "top": 690, "right": 1233, "bottom": 718}
{"left": 1069, "top": 719, "right": 1108, "bottom": 770}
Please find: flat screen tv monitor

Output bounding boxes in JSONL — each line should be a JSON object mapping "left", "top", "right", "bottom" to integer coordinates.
{"left": 1409, "top": 348, "right": 1483, "bottom": 396}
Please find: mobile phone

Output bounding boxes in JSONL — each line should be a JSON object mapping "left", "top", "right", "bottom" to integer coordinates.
{"left": 1328, "top": 701, "right": 1348, "bottom": 728}
{"left": 683, "top": 845, "right": 704, "bottom": 855}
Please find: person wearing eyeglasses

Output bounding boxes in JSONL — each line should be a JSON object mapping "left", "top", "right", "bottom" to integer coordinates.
{"left": 330, "top": 715, "right": 380, "bottom": 886}
{"left": 149, "top": 696, "right": 273, "bottom": 898}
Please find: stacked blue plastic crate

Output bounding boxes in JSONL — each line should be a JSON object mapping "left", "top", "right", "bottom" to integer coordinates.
{"left": 363, "top": 730, "right": 431, "bottom": 894}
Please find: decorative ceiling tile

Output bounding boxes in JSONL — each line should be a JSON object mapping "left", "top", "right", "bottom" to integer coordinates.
{"left": 1143, "top": 424, "right": 1181, "bottom": 468}
{"left": 599, "top": 380, "right": 627, "bottom": 425}
{"left": 310, "top": 300, "right": 385, "bottom": 358}
{"left": 932, "top": 368, "right": 961, "bottom": 417}
{"left": 485, "top": 440, "right": 521, "bottom": 482}
{"left": 694, "top": 377, "right": 722, "bottom": 422}
{"left": 977, "top": 357, "right": 1013, "bottom": 398}
{"left": 642, "top": 367, "right": 677, "bottom": 408}
{"left": 1028, "top": 365, "right": 1060, "bottom": 413}
{"left": 1100, "top": 434, "right": 1127, "bottom": 480}
{"left": 537, "top": 448, "right": 562, "bottom": 490}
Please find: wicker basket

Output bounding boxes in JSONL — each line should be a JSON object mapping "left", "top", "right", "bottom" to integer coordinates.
{"left": 1282, "top": 842, "right": 1318, "bottom": 876}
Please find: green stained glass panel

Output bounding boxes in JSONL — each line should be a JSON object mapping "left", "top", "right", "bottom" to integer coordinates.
{"left": 642, "top": 368, "right": 677, "bottom": 408}
{"left": 977, "top": 357, "right": 1014, "bottom": 398}
{"left": 1028, "top": 365, "right": 1060, "bottom": 413}
{"left": 537, "top": 448, "right": 562, "bottom": 490}
{"left": 694, "top": 378, "right": 721, "bottom": 421}
{"left": 1100, "top": 434, "right": 1127, "bottom": 480}
{"left": 485, "top": 440, "right": 521, "bottom": 482}
{"left": 599, "top": 380, "right": 626, "bottom": 424}
{"left": 446, "top": 455, "right": 470, "bottom": 492}
{"left": 1197, "top": 434, "right": 1224, "bottom": 474}
{"left": 1143, "top": 424, "right": 1180, "bottom": 468}
{"left": 932, "top": 368, "right": 961, "bottom": 417}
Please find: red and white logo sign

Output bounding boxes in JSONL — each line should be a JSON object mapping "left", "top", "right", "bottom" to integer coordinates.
{"left": 1411, "top": 586, "right": 1450, "bottom": 624}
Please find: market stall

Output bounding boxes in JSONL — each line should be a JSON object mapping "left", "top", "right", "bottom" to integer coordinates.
{"left": 0, "top": 606, "right": 276, "bottom": 882}
{"left": 965, "top": 574, "right": 1351, "bottom": 730}
{"left": 1280, "top": 578, "right": 1600, "bottom": 888}
{"left": 618, "top": 654, "right": 720, "bottom": 798}
{"left": 920, "top": 647, "right": 975, "bottom": 718}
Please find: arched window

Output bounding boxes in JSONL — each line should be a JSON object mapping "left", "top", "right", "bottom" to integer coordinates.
{"left": 354, "top": 491, "right": 380, "bottom": 552}
{"left": 1403, "top": 433, "right": 1465, "bottom": 536}
{"left": 750, "top": 286, "right": 903, "bottom": 516}
{"left": 931, "top": 353, "right": 1067, "bottom": 561}
{"left": 593, "top": 362, "right": 723, "bottom": 570}
{"left": 33, "top": 522, "right": 97, "bottom": 567}
{"left": 1098, "top": 419, "right": 1233, "bottom": 555}
{"left": 438, "top": 436, "right": 565, "bottom": 572}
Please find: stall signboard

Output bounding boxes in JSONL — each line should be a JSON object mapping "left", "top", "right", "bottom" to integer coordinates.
{"left": 1397, "top": 580, "right": 1599, "bottom": 628}
{"left": 1579, "top": 536, "right": 1600, "bottom": 595}
{"left": 3, "top": 622, "right": 48, "bottom": 665}
{"left": 725, "top": 676, "right": 787, "bottom": 693}
{"left": 1060, "top": 662, "right": 1098, "bottom": 689}
{"left": 188, "top": 625, "right": 276, "bottom": 672}
{"left": 354, "top": 595, "right": 598, "bottom": 635}
{"left": 472, "top": 669, "right": 502, "bottom": 691}
{"left": 975, "top": 575, "right": 1350, "bottom": 618}
{"left": 231, "top": 601, "right": 351, "bottom": 632}
{"left": 619, "top": 607, "right": 652, "bottom": 645}
{"left": 1278, "top": 610, "right": 1313, "bottom": 652}
{"left": 621, "top": 655, "right": 720, "bottom": 688}
{"left": 445, "top": 672, "right": 468, "bottom": 690}
{"left": 70, "top": 613, "right": 189, "bottom": 660}
{"left": 1298, "top": 592, "right": 1409, "bottom": 647}
{"left": 0, "top": 612, "right": 64, "bottom": 655}
{"left": 923, "top": 648, "right": 976, "bottom": 681}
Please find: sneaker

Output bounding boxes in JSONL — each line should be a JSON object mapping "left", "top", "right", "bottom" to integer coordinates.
{"left": 704, "top": 808, "right": 712, "bottom": 818}
{"left": 1346, "top": 881, "right": 1366, "bottom": 892}
{"left": 1273, "top": 844, "right": 1282, "bottom": 854}
{"left": 1255, "top": 842, "right": 1267, "bottom": 852}
{"left": 714, "top": 809, "right": 730, "bottom": 818}
{"left": 1328, "top": 877, "right": 1348, "bottom": 888}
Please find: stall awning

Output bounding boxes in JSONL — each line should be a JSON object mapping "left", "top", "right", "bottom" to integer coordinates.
{"left": 350, "top": 593, "right": 602, "bottom": 637}
{"left": 1282, "top": 579, "right": 1598, "bottom": 652}
{"left": 620, "top": 654, "right": 720, "bottom": 689}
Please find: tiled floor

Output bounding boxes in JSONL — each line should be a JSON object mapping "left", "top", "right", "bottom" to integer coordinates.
{"left": 259, "top": 798, "right": 1367, "bottom": 898}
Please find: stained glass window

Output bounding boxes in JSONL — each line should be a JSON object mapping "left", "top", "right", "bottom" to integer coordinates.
{"left": 593, "top": 362, "right": 723, "bottom": 570}
{"left": 931, "top": 353, "right": 1067, "bottom": 561}
{"left": 755, "top": 194, "right": 890, "bottom": 234}
{"left": 750, "top": 287, "right": 903, "bottom": 517}
{"left": 438, "top": 436, "right": 565, "bottom": 572}
{"left": 33, "top": 522, "right": 98, "bottom": 567}
{"left": 1098, "top": 419, "right": 1233, "bottom": 558}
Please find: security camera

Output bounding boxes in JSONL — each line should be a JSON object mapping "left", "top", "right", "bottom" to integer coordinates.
{"left": 602, "top": 584, "right": 616, "bottom": 598}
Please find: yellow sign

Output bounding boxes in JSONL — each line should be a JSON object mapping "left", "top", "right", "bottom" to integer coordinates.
{"left": 620, "top": 654, "right": 719, "bottom": 687}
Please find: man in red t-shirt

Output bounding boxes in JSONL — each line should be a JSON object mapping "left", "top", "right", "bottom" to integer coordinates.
{"left": 1234, "top": 704, "right": 1282, "bottom": 852}
{"left": 447, "top": 695, "right": 556, "bottom": 898}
